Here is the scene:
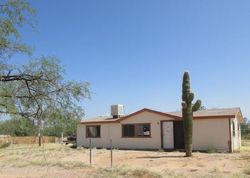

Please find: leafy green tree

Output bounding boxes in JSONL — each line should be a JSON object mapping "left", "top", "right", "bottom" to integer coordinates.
{"left": 241, "top": 117, "right": 250, "bottom": 139}
{"left": 0, "top": 57, "right": 90, "bottom": 143}
{"left": 0, "top": 0, "right": 91, "bottom": 145}
{"left": 43, "top": 107, "right": 83, "bottom": 137}
{"left": 0, "top": 116, "right": 36, "bottom": 136}
{"left": 0, "top": 0, "right": 35, "bottom": 58}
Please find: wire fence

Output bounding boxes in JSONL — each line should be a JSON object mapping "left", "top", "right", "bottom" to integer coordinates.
{"left": 0, "top": 137, "right": 115, "bottom": 168}
{"left": 0, "top": 133, "right": 250, "bottom": 177}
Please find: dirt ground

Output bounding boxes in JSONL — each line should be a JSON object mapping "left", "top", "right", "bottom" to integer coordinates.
{"left": 0, "top": 141, "right": 250, "bottom": 178}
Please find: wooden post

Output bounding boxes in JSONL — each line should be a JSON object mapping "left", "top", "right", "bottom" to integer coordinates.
{"left": 38, "top": 132, "right": 41, "bottom": 146}
{"left": 61, "top": 132, "right": 63, "bottom": 144}
{"left": 38, "top": 119, "right": 42, "bottom": 146}
{"left": 110, "top": 139, "right": 113, "bottom": 168}
{"left": 89, "top": 139, "right": 92, "bottom": 167}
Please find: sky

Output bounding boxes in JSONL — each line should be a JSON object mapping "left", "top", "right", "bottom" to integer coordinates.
{"left": 16, "top": 0, "right": 250, "bottom": 119}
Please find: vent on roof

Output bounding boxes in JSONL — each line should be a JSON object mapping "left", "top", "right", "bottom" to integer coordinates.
{"left": 111, "top": 104, "right": 124, "bottom": 118}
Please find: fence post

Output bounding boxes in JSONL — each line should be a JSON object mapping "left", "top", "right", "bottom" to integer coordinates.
{"left": 61, "top": 132, "right": 63, "bottom": 144}
{"left": 110, "top": 139, "right": 113, "bottom": 168}
{"left": 89, "top": 139, "right": 92, "bottom": 167}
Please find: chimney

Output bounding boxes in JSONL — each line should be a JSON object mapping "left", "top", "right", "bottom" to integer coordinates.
{"left": 111, "top": 104, "right": 124, "bottom": 118}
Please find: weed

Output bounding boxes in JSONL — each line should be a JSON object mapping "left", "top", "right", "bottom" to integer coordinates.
{"left": 162, "top": 169, "right": 185, "bottom": 178}
{"left": 91, "top": 166, "right": 162, "bottom": 178}
{"left": 206, "top": 147, "right": 217, "bottom": 153}
{"left": 209, "top": 167, "right": 220, "bottom": 174}
{"left": 0, "top": 142, "right": 11, "bottom": 149}
{"left": 230, "top": 173, "right": 246, "bottom": 178}
{"left": 243, "top": 165, "right": 250, "bottom": 175}
{"left": 157, "top": 149, "right": 165, "bottom": 152}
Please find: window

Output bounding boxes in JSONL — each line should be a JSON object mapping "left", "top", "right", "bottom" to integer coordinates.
{"left": 86, "top": 125, "right": 101, "bottom": 138}
{"left": 122, "top": 125, "right": 134, "bottom": 137}
{"left": 122, "top": 124, "right": 151, "bottom": 137}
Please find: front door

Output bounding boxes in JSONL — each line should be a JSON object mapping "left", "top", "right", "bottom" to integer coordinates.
{"left": 162, "top": 121, "right": 174, "bottom": 149}
{"left": 174, "top": 121, "right": 184, "bottom": 149}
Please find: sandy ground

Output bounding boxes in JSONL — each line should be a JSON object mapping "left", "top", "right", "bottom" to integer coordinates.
{"left": 0, "top": 143, "right": 250, "bottom": 178}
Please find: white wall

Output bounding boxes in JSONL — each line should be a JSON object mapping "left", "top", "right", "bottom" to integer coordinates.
{"left": 77, "top": 112, "right": 235, "bottom": 152}
{"left": 193, "top": 118, "right": 230, "bottom": 152}
{"left": 77, "top": 111, "right": 174, "bottom": 149}
{"left": 231, "top": 118, "right": 241, "bottom": 151}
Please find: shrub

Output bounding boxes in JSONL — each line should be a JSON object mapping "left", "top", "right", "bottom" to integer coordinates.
{"left": 206, "top": 147, "right": 217, "bottom": 153}
{"left": 0, "top": 142, "right": 11, "bottom": 149}
{"left": 243, "top": 165, "right": 250, "bottom": 175}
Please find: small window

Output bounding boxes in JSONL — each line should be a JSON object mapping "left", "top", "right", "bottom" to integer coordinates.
{"left": 122, "top": 124, "right": 151, "bottom": 137}
{"left": 86, "top": 126, "right": 101, "bottom": 138}
{"left": 122, "top": 125, "right": 135, "bottom": 137}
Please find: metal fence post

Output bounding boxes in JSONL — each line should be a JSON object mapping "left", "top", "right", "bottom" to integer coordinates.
{"left": 110, "top": 139, "right": 113, "bottom": 168}
{"left": 89, "top": 139, "right": 92, "bottom": 167}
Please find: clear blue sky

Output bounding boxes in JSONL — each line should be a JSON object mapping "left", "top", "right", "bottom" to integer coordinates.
{"left": 19, "top": 0, "right": 250, "bottom": 118}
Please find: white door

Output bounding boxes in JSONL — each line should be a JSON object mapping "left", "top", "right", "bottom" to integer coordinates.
{"left": 163, "top": 121, "right": 174, "bottom": 149}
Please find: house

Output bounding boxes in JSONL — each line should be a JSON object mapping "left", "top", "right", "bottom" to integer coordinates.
{"left": 77, "top": 104, "right": 243, "bottom": 152}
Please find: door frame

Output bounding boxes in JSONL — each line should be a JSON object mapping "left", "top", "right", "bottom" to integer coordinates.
{"left": 161, "top": 120, "right": 174, "bottom": 150}
{"left": 161, "top": 120, "right": 184, "bottom": 150}
{"left": 173, "top": 120, "right": 184, "bottom": 150}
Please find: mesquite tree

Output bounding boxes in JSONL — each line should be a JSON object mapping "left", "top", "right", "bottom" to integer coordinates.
{"left": 182, "top": 72, "right": 201, "bottom": 157}
{"left": 0, "top": 1, "right": 91, "bottom": 146}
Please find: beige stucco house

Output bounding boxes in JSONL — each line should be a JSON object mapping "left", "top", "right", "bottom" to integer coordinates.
{"left": 77, "top": 105, "right": 243, "bottom": 152}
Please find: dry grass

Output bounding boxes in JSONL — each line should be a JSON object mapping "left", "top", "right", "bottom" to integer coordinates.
{"left": 243, "top": 165, "right": 250, "bottom": 175}
{"left": 0, "top": 143, "right": 87, "bottom": 168}
{"left": 240, "top": 140, "right": 250, "bottom": 152}
{"left": 1, "top": 141, "right": 250, "bottom": 177}
{"left": 90, "top": 165, "right": 162, "bottom": 178}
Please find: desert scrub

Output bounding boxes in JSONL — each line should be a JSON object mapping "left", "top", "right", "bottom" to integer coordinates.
{"left": 230, "top": 173, "right": 246, "bottom": 178}
{"left": 5, "top": 158, "right": 88, "bottom": 169}
{"left": 241, "top": 140, "right": 250, "bottom": 152}
{"left": 206, "top": 147, "right": 217, "bottom": 153}
{"left": 0, "top": 156, "right": 20, "bottom": 167}
{"left": 50, "top": 160, "right": 88, "bottom": 169}
{"left": 157, "top": 149, "right": 165, "bottom": 152}
{"left": 90, "top": 165, "right": 162, "bottom": 178}
{"left": 243, "top": 165, "right": 250, "bottom": 175}
{"left": 96, "top": 149, "right": 106, "bottom": 154}
{"left": 209, "top": 167, "right": 220, "bottom": 174}
{"left": 77, "top": 146, "right": 86, "bottom": 153}
{"left": 241, "top": 140, "right": 250, "bottom": 146}
{"left": 162, "top": 169, "right": 185, "bottom": 178}
{"left": 0, "top": 142, "right": 11, "bottom": 149}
